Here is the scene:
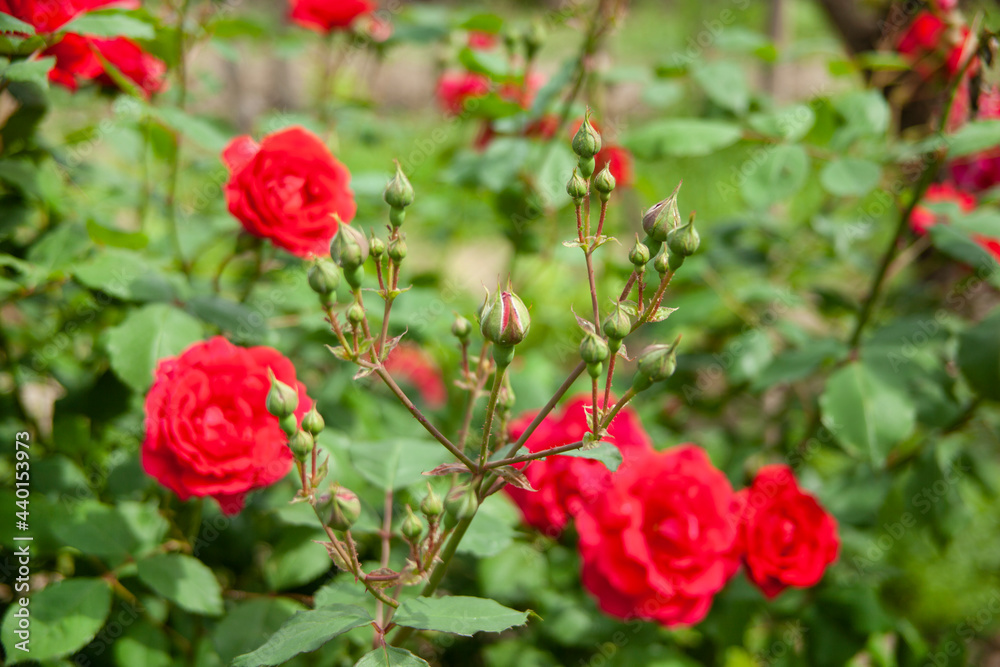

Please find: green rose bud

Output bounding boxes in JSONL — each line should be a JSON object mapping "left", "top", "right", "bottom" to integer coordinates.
{"left": 383, "top": 161, "right": 415, "bottom": 210}
{"left": 401, "top": 505, "right": 424, "bottom": 542}
{"left": 444, "top": 485, "right": 478, "bottom": 530}
{"left": 572, "top": 110, "right": 602, "bottom": 159}
{"left": 369, "top": 236, "right": 386, "bottom": 258}
{"left": 420, "top": 484, "right": 444, "bottom": 518}
{"left": 388, "top": 236, "right": 407, "bottom": 262}
{"left": 329, "top": 486, "right": 362, "bottom": 531}
{"left": 566, "top": 169, "right": 588, "bottom": 202}
{"left": 301, "top": 405, "right": 325, "bottom": 436}
{"left": 524, "top": 20, "right": 545, "bottom": 59}
{"left": 480, "top": 286, "right": 531, "bottom": 359}
{"left": 654, "top": 247, "right": 670, "bottom": 276}
{"left": 633, "top": 341, "right": 679, "bottom": 392}
{"left": 278, "top": 413, "right": 299, "bottom": 437}
{"left": 288, "top": 429, "right": 314, "bottom": 462}
{"left": 641, "top": 182, "right": 682, "bottom": 243}
{"left": 666, "top": 213, "right": 700, "bottom": 258}
{"left": 347, "top": 302, "right": 365, "bottom": 326}
{"left": 308, "top": 260, "right": 341, "bottom": 297}
{"left": 602, "top": 302, "right": 631, "bottom": 342}
{"left": 451, "top": 315, "right": 472, "bottom": 342}
{"left": 628, "top": 236, "right": 650, "bottom": 267}
{"left": 593, "top": 163, "right": 616, "bottom": 201}
{"left": 266, "top": 369, "right": 299, "bottom": 419}
{"left": 580, "top": 331, "right": 610, "bottom": 379}
{"left": 330, "top": 221, "right": 369, "bottom": 271}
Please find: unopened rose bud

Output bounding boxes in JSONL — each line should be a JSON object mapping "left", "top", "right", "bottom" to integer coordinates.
{"left": 593, "top": 164, "right": 616, "bottom": 201}
{"left": 308, "top": 260, "right": 341, "bottom": 297}
{"left": 566, "top": 169, "right": 588, "bottom": 202}
{"left": 451, "top": 315, "right": 472, "bottom": 342}
{"left": 329, "top": 486, "right": 361, "bottom": 531}
{"left": 347, "top": 302, "right": 365, "bottom": 326}
{"left": 401, "top": 505, "right": 423, "bottom": 541}
{"left": 370, "top": 236, "right": 386, "bottom": 258}
{"left": 278, "top": 413, "right": 299, "bottom": 437}
{"left": 421, "top": 484, "right": 443, "bottom": 518}
{"left": 641, "top": 182, "right": 682, "bottom": 243}
{"left": 480, "top": 286, "right": 531, "bottom": 361}
{"left": 288, "top": 429, "right": 314, "bottom": 462}
{"left": 330, "top": 222, "right": 369, "bottom": 271}
{"left": 383, "top": 161, "right": 414, "bottom": 210}
{"left": 572, "top": 110, "right": 602, "bottom": 160}
{"left": 602, "top": 302, "right": 631, "bottom": 343}
{"left": 389, "top": 208, "right": 405, "bottom": 227}
{"left": 633, "top": 341, "right": 679, "bottom": 392}
{"left": 629, "top": 236, "right": 650, "bottom": 267}
{"left": 666, "top": 212, "right": 700, "bottom": 258}
{"left": 503, "top": 29, "right": 521, "bottom": 55}
{"left": 580, "top": 331, "right": 610, "bottom": 379}
{"left": 444, "top": 485, "right": 478, "bottom": 529}
{"left": 388, "top": 237, "right": 407, "bottom": 262}
{"left": 301, "top": 405, "right": 325, "bottom": 436}
{"left": 266, "top": 370, "right": 299, "bottom": 419}
{"left": 654, "top": 248, "right": 670, "bottom": 276}
{"left": 524, "top": 20, "right": 545, "bottom": 59}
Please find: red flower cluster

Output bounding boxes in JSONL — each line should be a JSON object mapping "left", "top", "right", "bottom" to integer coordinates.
{"left": 506, "top": 398, "right": 839, "bottom": 626}
{"left": 0, "top": 0, "right": 166, "bottom": 97}
{"left": 288, "top": 0, "right": 375, "bottom": 33}
{"left": 949, "top": 87, "right": 1000, "bottom": 193}
{"left": 910, "top": 182, "right": 1000, "bottom": 262}
{"left": 436, "top": 72, "right": 491, "bottom": 116}
{"left": 896, "top": 9, "right": 976, "bottom": 83}
{"left": 383, "top": 343, "right": 447, "bottom": 409}
{"left": 222, "top": 126, "right": 357, "bottom": 258}
{"left": 142, "top": 337, "right": 309, "bottom": 515}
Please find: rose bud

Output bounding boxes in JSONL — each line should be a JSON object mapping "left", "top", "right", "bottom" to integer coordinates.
{"left": 369, "top": 235, "right": 386, "bottom": 259}
{"left": 330, "top": 221, "right": 369, "bottom": 271}
{"left": 602, "top": 302, "right": 631, "bottom": 346}
{"left": 401, "top": 505, "right": 424, "bottom": 541}
{"left": 566, "top": 169, "right": 589, "bottom": 202}
{"left": 329, "top": 487, "right": 362, "bottom": 531}
{"left": 580, "top": 331, "right": 610, "bottom": 379}
{"left": 347, "top": 302, "right": 365, "bottom": 326}
{"left": 524, "top": 20, "right": 545, "bottom": 60}
{"left": 266, "top": 369, "right": 300, "bottom": 418}
{"left": 654, "top": 247, "right": 671, "bottom": 277}
{"left": 444, "top": 485, "right": 479, "bottom": 529}
{"left": 308, "top": 259, "right": 341, "bottom": 298}
{"left": 384, "top": 160, "right": 415, "bottom": 211}
{"left": 288, "top": 429, "right": 314, "bottom": 462}
{"left": 421, "top": 484, "right": 444, "bottom": 518}
{"left": 388, "top": 236, "right": 407, "bottom": 262}
{"left": 572, "top": 110, "right": 602, "bottom": 160}
{"left": 633, "top": 341, "right": 679, "bottom": 392}
{"left": 278, "top": 414, "right": 299, "bottom": 437}
{"left": 593, "top": 163, "right": 616, "bottom": 201}
{"left": 628, "top": 236, "right": 650, "bottom": 268}
{"left": 642, "top": 193, "right": 681, "bottom": 246}
{"left": 480, "top": 286, "right": 531, "bottom": 366}
{"left": 451, "top": 315, "right": 472, "bottom": 342}
{"left": 301, "top": 405, "right": 325, "bottom": 436}
{"left": 667, "top": 212, "right": 700, "bottom": 258}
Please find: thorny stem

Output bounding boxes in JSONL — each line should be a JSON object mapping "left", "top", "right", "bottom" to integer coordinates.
{"left": 166, "top": 0, "right": 194, "bottom": 278}
{"left": 457, "top": 342, "right": 490, "bottom": 450}
{"left": 486, "top": 439, "right": 586, "bottom": 469}
{"left": 595, "top": 199, "right": 609, "bottom": 238}
{"left": 497, "top": 361, "right": 586, "bottom": 463}
{"left": 603, "top": 352, "right": 617, "bottom": 408}
{"left": 374, "top": 489, "right": 394, "bottom": 632}
{"left": 479, "top": 365, "right": 507, "bottom": 467}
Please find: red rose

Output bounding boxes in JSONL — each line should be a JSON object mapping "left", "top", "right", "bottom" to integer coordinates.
{"left": 505, "top": 395, "right": 653, "bottom": 536}
{"left": 289, "top": 0, "right": 375, "bottom": 33}
{"left": 142, "top": 337, "right": 308, "bottom": 515}
{"left": 222, "top": 126, "right": 357, "bottom": 258}
{"left": 383, "top": 343, "right": 447, "bottom": 409}
{"left": 896, "top": 11, "right": 977, "bottom": 82}
{"left": 909, "top": 182, "right": 999, "bottom": 261}
{"left": 596, "top": 145, "right": 635, "bottom": 188}
{"left": 467, "top": 30, "right": 497, "bottom": 50}
{"left": 950, "top": 87, "right": 1000, "bottom": 193}
{"left": 45, "top": 33, "right": 165, "bottom": 97}
{"left": 0, "top": 0, "right": 136, "bottom": 33}
{"left": 575, "top": 444, "right": 741, "bottom": 627}
{"left": 435, "top": 71, "right": 490, "bottom": 115}
{"left": 734, "top": 465, "right": 839, "bottom": 599}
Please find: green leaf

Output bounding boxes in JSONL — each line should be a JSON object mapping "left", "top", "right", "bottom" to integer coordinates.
{"left": 1, "top": 578, "right": 112, "bottom": 664}
{"left": 929, "top": 225, "right": 1000, "bottom": 286}
{"left": 946, "top": 119, "right": 1000, "bottom": 158}
{"left": 819, "top": 158, "right": 881, "bottom": 197}
{"left": 232, "top": 605, "right": 373, "bottom": 667}
{"left": 105, "top": 304, "right": 204, "bottom": 392}
{"left": 351, "top": 438, "right": 449, "bottom": 490}
{"left": 186, "top": 295, "right": 268, "bottom": 340}
{"left": 624, "top": 119, "right": 742, "bottom": 159}
{"left": 747, "top": 104, "right": 815, "bottom": 142}
{"left": 558, "top": 442, "right": 623, "bottom": 471}
{"left": 113, "top": 620, "right": 173, "bottom": 667}
{"left": 751, "top": 339, "right": 847, "bottom": 390}
{"left": 819, "top": 361, "right": 916, "bottom": 465}
{"left": 263, "top": 527, "right": 331, "bottom": 591}
{"left": 86, "top": 218, "right": 149, "bottom": 250}
{"left": 212, "top": 598, "right": 305, "bottom": 666}
{"left": 73, "top": 248, "right": 165, "bottom": 301}
{"left": 392, "top": 596, "right": 529, "bottom": 636}
{"left": 834, "top": 90, "right": 889, "bottom": 136}
{"left": 692, "top": 62, "right": 749, "bottom": 115}
{"left": 152, "top": 106, "right": 230, "bottom": 152}
{"left": 355, "top": 646, "right": 431, "bottom": 667}
{"left": 1, "top": 56, "right": 54, "bottom": 88}
{"left": 739, "top": 144, "right": 809, "bottom": 209}
{"left": 956, "top": 309, "right": 1000, "bottom": 401}
{"left": 458, "top": 495, "right": 519, "bottom": 557}
{"left": 51, "top": 499, "right": 137, "bottom": 561}
{"left": 137, "top": 553, "right": 224, "bottom": 617}
{"left": 61, "top": 10, "right": 155, "bottom": 39}
{"left": 0, "top": 13, "right": 36, "bottom": 34}
{"left": 458, "top": 46, "right": 510, "bottom": 80}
